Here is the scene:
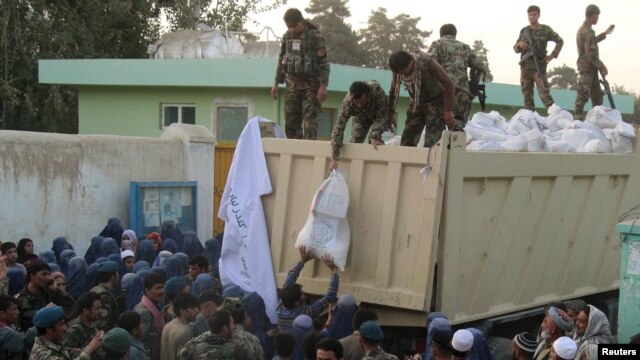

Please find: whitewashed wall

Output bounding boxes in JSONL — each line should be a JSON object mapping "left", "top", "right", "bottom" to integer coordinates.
{"left": 0, "top": 124, "right": 215, "bottom": 256}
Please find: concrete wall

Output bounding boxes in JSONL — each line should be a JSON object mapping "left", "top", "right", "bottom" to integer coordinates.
{"left": 0, "top": 124, "right": 215, "bottom": 256}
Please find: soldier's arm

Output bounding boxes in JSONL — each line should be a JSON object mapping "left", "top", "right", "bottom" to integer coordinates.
{"left": 368, "top": 84, "right": 389, "bottom": 142}
{"left": 330, "top": 96, "right": 354, "bottom": 160}
{"left": 274, "top": 36, "right": 287, "bottom": 85}
{"left": 514, "top": 29, "right": 526, "bottom": 53}
{"left": 428, "top": 58, "right": 456, "bottom": 112}
{"left": 62, "top": 326, "right": 81, "bottom": 348}
{"left": 313, "top": 32, "right": 330, "bottom": 87}
{"left": 583, "top": 31, "right": 604, "bottom": 69}
{"left": 548, "top": 27, "right": 564, "bottom": 58}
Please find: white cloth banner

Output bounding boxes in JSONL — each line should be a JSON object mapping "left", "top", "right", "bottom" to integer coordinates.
{"left": 218, "top": 116, "right": 285, "bottom": 324}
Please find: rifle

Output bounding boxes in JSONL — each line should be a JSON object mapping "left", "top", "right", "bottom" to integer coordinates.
{"left": 599, "top": 71, "right": 616, "bottom": 109}
{"left": 469, "top": 68, "right": 487, "bottom": 111}
{"left": 521, "top": 27, "right": 550, "bottom": 88}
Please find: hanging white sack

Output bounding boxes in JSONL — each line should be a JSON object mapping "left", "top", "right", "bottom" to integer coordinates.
{"left": 295, "top": 171, "right": 351, "bottom": 271}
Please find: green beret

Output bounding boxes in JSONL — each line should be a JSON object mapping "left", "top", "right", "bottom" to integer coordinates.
{"left": 586, "top": 4, "right": 600, "bottom": 15}
{"left": 33, "top": 306, "right": 65, "bottom": 328}
{"left": 220, "top": 297, "right": 243, "bottom": 312}
{"left": 165, "top": 276, "right": 188, "bottom": 296}
{"left": 96, "top": 261, "right": 121, "bottom": 273}
{"left": 359, "top": 320, "right": 384, "bottom": 342}
{"left": 102, "top": 327, "right": 132, "bottom": 353}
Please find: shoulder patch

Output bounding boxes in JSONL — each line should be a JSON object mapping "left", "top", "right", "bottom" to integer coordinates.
{"left": 317, "top": 48, "right": 327, "bottom": 57}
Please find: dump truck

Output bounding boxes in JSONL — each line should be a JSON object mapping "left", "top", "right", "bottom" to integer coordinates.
{"left": 260, "top": 131, "right": 640, "bottom": 356}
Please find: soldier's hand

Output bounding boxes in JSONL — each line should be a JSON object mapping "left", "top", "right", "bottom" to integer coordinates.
{"left": 271, "top": 85, "right": 279, "bottom": 100}
{"left": 329, "top": 159, "right": 338, "bottom": 172}
{"left": 371, "top": 138, "right": 384, "bottom": 150}
{"left": 317, "top": 84, "right": 328, "bottom": 102}
{"left": 543, "top": 55, "right": 554, "bottom": 63}
{"left": 84, "top": 331, "right": 104, "bottom": 354}
{"left": 388, "top": 114, "right": 397, "bottom": 133}
{"left": 599, "top": 65, "right": 608, "bottom": 77}
{"left": 518, "top": 41, "right": 529, "bottom": 51}
{"left": 444, "top": 111, "right": 455, "bottom": 129}
{"left": 0, "top": 255, "right": 7, "bottom": 278}
{"left": 606, "top": 24, "right": 615, "bottom": 35}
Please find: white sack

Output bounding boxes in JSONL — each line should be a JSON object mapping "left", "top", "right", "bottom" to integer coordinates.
{"left": 547, "top": 140, "right": 578, "bottom": 153}
{"left": 465, "top": 123, "right": 512, "bottom": 142}
{"left": 616, "top": 121, "right": 636, "bottom": 138}
{"left": 525, "top": 128, "right": 551, "bottom": 152}
{"left": 466, "top": 140, "right": 504, "bottom": 151}
{"left": 312, "top": 171, "right": 350, "bottom": 219}
{"left": 582, "top": 139, "right": 610, "bottom": 153}
{"left": 585, "top": 105, "right": 623, "bottom": 129}
{"left": 469, "top": 111, "right": 507, "bottom": 129}
{"left": 501, "top": 134, "right": 528, "bottom": 151}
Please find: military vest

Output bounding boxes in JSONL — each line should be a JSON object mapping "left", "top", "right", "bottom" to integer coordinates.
{"left": 284, "top": 29, "right": 319, "bottom": 77}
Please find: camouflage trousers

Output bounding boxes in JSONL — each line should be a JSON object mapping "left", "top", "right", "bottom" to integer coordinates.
{"left": 284, "top": 86, "right": 321, "bottom": 140}
{"left": 575, "top": 70, "right": 603, "bottom": 120}
{"left": 351, "top": 115, "right": 374, "bottom": 143}
{"left": 400, "top": 98, "right": 466, "bottom": 148}
{"left": 520, "top": 65, "right": 554, "bottom": 110}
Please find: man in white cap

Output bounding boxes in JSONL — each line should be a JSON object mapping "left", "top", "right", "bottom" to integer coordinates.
{"left": 513, "top": 332, "right": 537, "bottom": 360}
{"left": 451, "top": 329, "right": 474, "bottom": 360}
{"left": 550, "top": 336, "right": 577, "bottom": 360}
{"left": 534, "top": 306, "right": 574, "bottom": 360}
{"left": 121, "top": 250, "right": 136, "bottom": 273}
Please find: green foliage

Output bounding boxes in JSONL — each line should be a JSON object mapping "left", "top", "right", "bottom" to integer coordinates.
{"left": 471, "top": 40, "right": 493, "bottom": 82}
{"left": 359, "top": 7, "right": 431, "bottom": 69}
{"left": 612, "top": 84, "right": 640, "bottom": 123}
{"left": 547, "top": 64, "right": 578, "bottom": 90}
{"left": 305, "top": 0, "right": 368, "bottom": 66}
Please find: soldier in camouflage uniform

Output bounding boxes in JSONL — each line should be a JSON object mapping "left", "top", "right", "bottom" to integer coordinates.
{"left": 358, "top": 320, "right": 398, "bottom": 360}
{"left": 329, "top": 80, "right": 388, "bottom": 171}
{"left": 428, "top": 24, "right": 486, "bottom": 122}
{"left": 388, "top": 50, "right": 456, "bottom": 148}
{"left": 574, "top": 4, "right": 615, "bottom": 120}
{"left": 514, "top": 5, "right": 564, "bottom": 111}
{"left": 90, "top": 261, "right": 120, "bottom": 332}
{"left": 16, "top": 261, "right": 53, "bottom": 331}
{"left": 271, "top": 8, "right": 330, "bottom": 140}
{"left": 222, "top": 297, "right": 265, "bottom": 360}
{"left": 177, "top": 309, "right": 251, "bottom": 360}
{"left": 63, "top": 292, "right": 101, "bottom": 349}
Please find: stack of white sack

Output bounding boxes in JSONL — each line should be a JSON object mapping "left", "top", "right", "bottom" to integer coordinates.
{"left": 465, "top": 105, "right": 636, "bottom": 153}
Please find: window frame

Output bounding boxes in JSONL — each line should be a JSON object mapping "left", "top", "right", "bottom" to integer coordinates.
{"left": 317, "top": 108, "right": 337, "bottom": 140}
{"left": 212, "top": 98, "right": 254, "bottom": 144}
{"left": 160, "top": 103, "right": 196, "bottom": 129}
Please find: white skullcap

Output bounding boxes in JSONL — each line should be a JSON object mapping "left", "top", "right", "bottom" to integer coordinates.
{"left": 120, "top": 250, "right": 135, "bottom": 259}
{"left": 452, "top": 329, "right": 474, "bottom": 352}
{"left": 553, "top": 336, "right": 577, "bottom": 360}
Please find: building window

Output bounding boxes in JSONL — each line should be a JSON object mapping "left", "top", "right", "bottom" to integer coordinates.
{"left": 217, "top": 106, "right": 249, "bottom": 142}
{"left": 318, "top": 108, "right": 336, "bottom": 140}
{"left": 162, "top": 104, "right": 196, "bottom": 128}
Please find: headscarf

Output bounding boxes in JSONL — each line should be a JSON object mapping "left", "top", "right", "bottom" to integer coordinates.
{"left": 166, "top": 253, "right": 189, "bottom": 278}
{"left": 100, "top": 238, "right": 120, "bottom": 258}
{"left": 205, "top": 238, "right": 221, "bottom": 279}
{"left": 38, "top": 250, "right": 57, "bottom": 265}
{"left": 191, "top": 273, "right": 216, "bottom": 298}
{"left": 182, "top": 231, "right": 203, "bottom": 258}
{"left": 150, "top": 266, "right": 167, "bottom": 278}
{"left": 160, "top": 221, "right": 183, "bottom": 251}
{"left": 467, "top": 328, "right": 492, "bottom": 360}
{"left": 48, "top": 263, "right": 61, "bottom": 272}
{"left": 17, "top": 238, "right": 34, "bottom": 264}
{"left": 134, "top": 261, "right": 150, "bottom": 273}
{"left": 326, "top": 294, "right": 357, "bottom": 340}
{"left": 51, "top": 237, "right": 74, "bottom": 263}
{"left": 83, "top": 263, "right": 99, "bottom": 293}
{"left": 574, "top": 305, "right": 614, "bottom": 348}
{"left": 243, "top": 292, "right": 274, "bottom": 359}
{"left": 59, "top": 249, "right": 77, "bottom": 276}
{"left": 576, "top": 343, "right": 599, "bottom": 360}
{"left": 125, "top": 274, "right": 145, "bottom": 311}
{"left": 292, "top": 315, "right": 313, "bottom": 360}
{"left": 94, "top": 257, "right": 108, "bottom": 264}
{"left": 160, "top": 239, "right": 177, "bottom": 254}
{"left": 122, "top": 229, "right": 137, "bottom": 251}
{"left": 222, "top": 283, "right": 245, "bottom": 298}
{"left": 99, "top": 218, "right": 124, "bottom": 248}
{"left": 147, "top": 232, "right": 162, "bottom": 252}
{"left": 84, "top": 236, "right": 104, "bottom": 265}
{"left": 66, "top": 256, "right": 88, "bottom": 298}
{"left": 121, "top": 273, "right": 136, "bottom": 290}
{"left": 424, "top": 314, "right": 451, "bottom": 360}
{"left": 7, "top": 267, "right": 26, "bottom": 296}
{"left": 153, "top": 251, "right": 173, "bottom": 268}
{"left": 136, "top": 240, "right": 157, "bottom": 265}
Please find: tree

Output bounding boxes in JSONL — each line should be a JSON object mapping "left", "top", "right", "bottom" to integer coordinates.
{"left": 359, "top": 8, "right": 431, "bottom": 69}
{"left": 471, "top": 40, "right": 493, "bottom": 82}
{"left": 163, "top": 0, "right": 286, "bottom": 31}
{"left": 547, "top": 64, "right": 578, "bottom": 90}
{"left": 305, "top": 0, "right": 368, "bottom": 66}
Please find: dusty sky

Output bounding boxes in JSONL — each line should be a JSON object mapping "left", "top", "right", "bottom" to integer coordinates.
{"left": 247, "top": 0, "right": 640, "bottom": 93}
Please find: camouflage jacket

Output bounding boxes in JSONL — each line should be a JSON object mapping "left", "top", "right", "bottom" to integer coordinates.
{"left": 330, "top": 80, "right": 389, "bottom": 160}
{"left": 15, "top": 288, "right": 50, "bottom": 331}
{"left": 90, "top": 284, "right": 119, "bottom": 332}
{"left": 362, "top": 348, "right": 400, "bottom": 360}
{"left": 231, "top": 325, "right": 265, "bottom": 360}
{"left": 513, "top": 24, "right": 564, "bottom": 69}
{"left": 62, "top": 318, "right": 97, "bottom": 349}
{"left": 576, "top": 21, "right": 607, "bottom": 72}
{"left": 29, "top": 336, "right": 90, "bottom": 360}
{"left": 275, "top": 24, "right": 330, "bottom": 89}
{"left": 177, "top": 332, "right": 251, "bottom": 360}
{"left": 428, "top": 35, "right": 485, "bottom": 90}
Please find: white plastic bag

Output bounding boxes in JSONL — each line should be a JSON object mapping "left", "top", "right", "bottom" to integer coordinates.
{"left": 296, "top": 171, "right": 351, "bottom": 271}
{"left": 466, "top": 140, "right": 504, "bottom": 151}
{"left": 501, "top": 134, "right": 528, "bottom": 152}
{"left": 585, "top": 105, "right": 623, "bottom": 129}
{"left": 525, "top": 128, "right": 551, "bottom": 152}
{"left": 581, "top": 139, "right": 610, "bottom": 153}
{"left": 312, "top": 171, "right": 349, "bottom": 218}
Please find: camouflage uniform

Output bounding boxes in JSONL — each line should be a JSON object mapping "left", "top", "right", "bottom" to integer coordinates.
{"left": 15, "top": 288, "right": 50, "bottom": 331}
{"left": 62, "top": 318, "right": 97, "bottom": 349}
{"left": 274, "top": 23, "right": 330, "bottom": 140}
{"left": 391, "top": 52, "right": 459, "bottom": 148}
{"left": 514, "top": 24, "right": 563, "bottom": 110}
{"left": 330, "top": 80, "right": 388, "bottom": 160}
{"left": 362, "top": 348, "right": 399, "bottom": 360}
{"left": 428, "top": 35, "right": 486, "bottom": 121}
{"left": 231, "top": 324, "right": 265, "bottom": 360}
{"left": 29, "top": 336, "right": 91, "bottom": 360}
{"left": 575, "top": 21, "right": 607, "bottom": 119}
{"left": 177, "top": 331, "right": 251, "bottom": 360}
{"left": 0, "top": 277, "right": 7, "bottom": 295}
{"left": 90, "top": 284, "right": 119, "bottom": 332}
